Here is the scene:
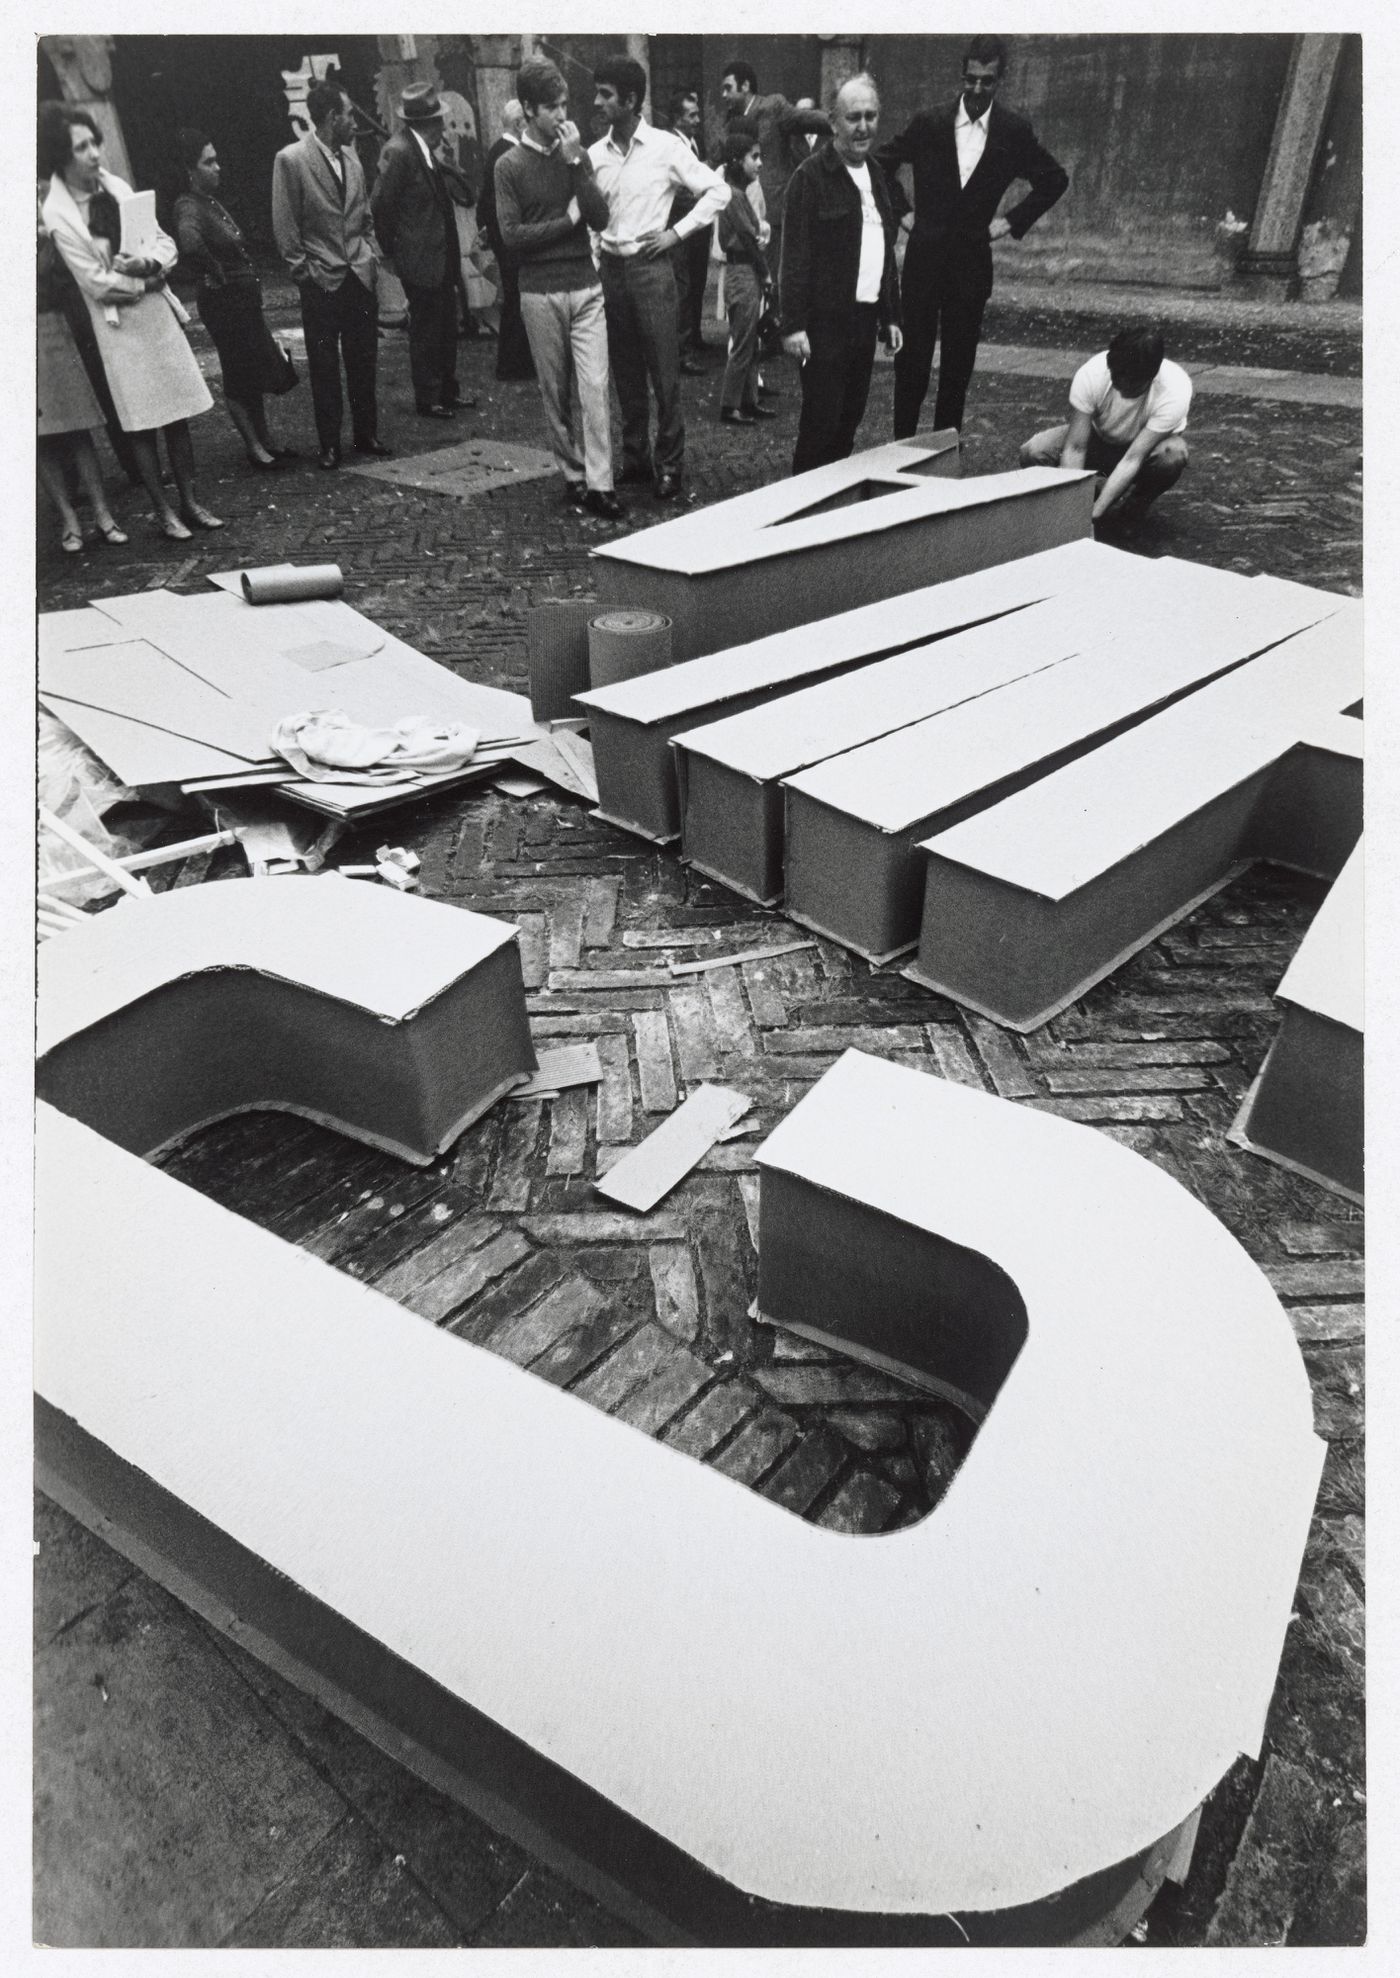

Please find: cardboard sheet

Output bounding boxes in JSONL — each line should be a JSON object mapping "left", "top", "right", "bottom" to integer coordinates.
{"left": 37, "top": 604, "right": 129, "bottom": 660}
{"left": 1274, "top": 835, "right": 1363, "bottom": 1032}
{"left": 509, "top": 1043, "right": 603, "bottom": 1098}
{"left": 37, "top": 872, "right": 521, "bottom": 1055}
{"left": 920, "top": 608, "right": 1362, "bottom": 902}
{"left": 41, "top": 639, "right": 277, "bottom": 763}
{"left": 595, "top": 1085, "right": 752, "bottom": 1211}
{"left": 784, "top": 579, "right": 1348, "bottom": 837}
{"left": 33, "top": 1044, "right": 1322, "bottom": 1917}
{"left": 577, "top": 538, "right": 1129, "bottom": 731}
{"left": 38, "top": 695, "right": 263, "bottom": 786}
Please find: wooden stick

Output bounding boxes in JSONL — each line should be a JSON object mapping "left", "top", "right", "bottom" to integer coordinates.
{"left": 117, "top": 828, "right": 237, "bottom": 873}
{"left": 38, "top": 806, "right": 151, "bottom": 899}
{"left": 669, "top": 939, "right": 816, "bottom": 977}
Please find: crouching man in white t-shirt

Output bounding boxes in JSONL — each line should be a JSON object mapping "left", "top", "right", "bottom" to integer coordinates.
{"left": 1020, "top": 327, "right": 1190, "bottom": 527}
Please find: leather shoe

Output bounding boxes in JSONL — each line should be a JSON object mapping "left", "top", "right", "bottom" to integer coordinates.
{"left": 354, "top": 438, "right": 393, "bottom": 457}
{"left": 748, "top": 403, "right": 779, "bottom": 419}
{"left": 617, "top": 462, "right": 652, "bottom": 487}
{"left": 318, "top": 446, "right": 341, "bottom": 471}
{"left": 583, "top": 488, "right": 625, "bottom": 521}
{"left": 416, "top": 404, "right": 456, "bottom": 420}
{"left": 564, "top": 481, "right": 589, "bottom": 508}
{"left": 720, "top": 408, "right": 755, "bottom": 426}
{"left": 654, "top": 472, "right": 682, "bottom": 502}
{"left": 441, "top": 390, "right": 477, "bottom": 410}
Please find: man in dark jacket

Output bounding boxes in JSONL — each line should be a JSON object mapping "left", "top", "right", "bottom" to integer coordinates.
{"left": 477, "top": 98, "right": 535, "bottom": 381}
{"left": 779, "top": 74, "right": 902, "bottom": 476}
{"left": 876, "top": 35, "right": 1067, "bottom": 436}
{"left": 371, "top": 83, "right": 474, "bottom": 419}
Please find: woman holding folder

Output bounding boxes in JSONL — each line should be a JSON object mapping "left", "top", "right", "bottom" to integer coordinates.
{"left": 40, "top": 101, "right": 222, "bottom": 540}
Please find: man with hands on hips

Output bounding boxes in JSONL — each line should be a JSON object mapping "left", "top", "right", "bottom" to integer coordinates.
{"left": 588, "top": 54, "right": 729, "bottom": 501}
{"left": 780, "top": 74, "right": 902, "bottom": 477}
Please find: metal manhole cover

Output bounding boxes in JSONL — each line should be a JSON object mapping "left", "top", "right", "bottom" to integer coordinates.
{"left": 347, "top": 437, "right": 559, "bottom": 500}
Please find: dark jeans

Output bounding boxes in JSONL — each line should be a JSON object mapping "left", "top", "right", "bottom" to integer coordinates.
{"left": 402, "top": 267, "right": 459, "bottom": 409}
{"left": 673, "top": 224, "right": 711, "bottom": 349}
{"left": 792, "top": 304, "right": 880, "bottom": 477}
{"left": 893, "top": 245, "right": 988, "bottom": 437}
{"left": 721, "top": 264, "right": 762, "bottom": 414}
{"left": 600, "top": 252, "right": 684, "bottom": 479}
{"left": 298, "top": 273, "right": 379, "bottom": 451}
{"left": 494, "top": 256, "right": 535, "bottom": 380}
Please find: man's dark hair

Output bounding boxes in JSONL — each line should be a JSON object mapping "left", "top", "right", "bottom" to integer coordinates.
{"left": 307, "top": 78, "right": 348, "bottom": 129}
{"left": 38, "top": 99, "right": 98, "bottom": 179}
{"left": 963, "top": 35, "right": 1008, "bottom": 73}
{"left": 722, "top": 60, "right": 759, "bottom": 95}
{"left": 595, "top": 54, "right": 647, "bottom": 112}
{"left": 1106, "top": 327, "right": 1166, "bottom": 390}
{"left": 669, "top": 87, "right": 700, "bottom": 124}
{"left": 517, "top": 58, "right": 568, "bottom": 115}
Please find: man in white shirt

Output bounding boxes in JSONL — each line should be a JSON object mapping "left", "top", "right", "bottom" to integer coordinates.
{"left": 874, "top": 35, "right": 1067, "bottom": 437}
{"left": 589, "top": 54, "right": 729, "bottom": 500}
{"left": 1021, "top": 327, "right": 1191, "bottom": 526}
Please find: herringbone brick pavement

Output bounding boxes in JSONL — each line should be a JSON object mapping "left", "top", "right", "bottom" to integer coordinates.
{"left": 34, "top": 320, "right": 1364, "bottom": 1947}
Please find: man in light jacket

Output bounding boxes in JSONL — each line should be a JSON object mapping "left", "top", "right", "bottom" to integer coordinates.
{"left": 272, "top": 77, "right": 389, "bottom": 469}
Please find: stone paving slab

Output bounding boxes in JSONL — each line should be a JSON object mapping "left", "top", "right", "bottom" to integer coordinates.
{"left": 347, "top": 434, "right": 558, "bottom": 501}
{"left": 33, "top": 314, "right": 1364, "bottom": 1948}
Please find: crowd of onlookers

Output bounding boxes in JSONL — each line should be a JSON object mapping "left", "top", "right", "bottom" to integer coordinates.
{"left": 37, "top": 36, "right": 1191, "bottom": 556}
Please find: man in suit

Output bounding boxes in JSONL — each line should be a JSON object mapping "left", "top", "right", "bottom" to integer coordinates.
{"left": 666, "top": 90, "right": 711, "bottom": 372}
{"left": 372, "top": 82, "right": 477, "bottom": 421}
{"left": 876, "top": 35, "right": 1067, "bottom": 437}
{"left": 477, "top": 98, "right": 536, "bottom": 382}
{"left": 719, "top": 58, "right": 829, "bottom": 339}
{"left": 780, "top": 74, "right": 902, "bottom": 476}
{"left": 272, "top": 77, "right": 390, "bottom": 469}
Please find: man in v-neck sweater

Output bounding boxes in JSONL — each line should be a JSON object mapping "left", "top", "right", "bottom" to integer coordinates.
{"left": 875, "top": 34, "right": 1067, "bottom": 437}
{"left": 494, "top": 59, "right": 621, "bottom": 519}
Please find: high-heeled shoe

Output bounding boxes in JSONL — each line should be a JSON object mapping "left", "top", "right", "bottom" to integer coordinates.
{"left": 183, "top": 505, "right": 225, "bottom": 530}
{"left": 159, "top": 513, "right": 193, "bottom": 542}
{"left": 91, "top": 518, "right": 130, "bottom": 546}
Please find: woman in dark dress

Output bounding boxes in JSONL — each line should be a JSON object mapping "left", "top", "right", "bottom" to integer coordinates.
{"left": 173, "top": 129, "right": 296, "bottom": 469}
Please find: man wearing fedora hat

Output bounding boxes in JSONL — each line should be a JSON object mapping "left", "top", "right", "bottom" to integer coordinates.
{"left": 372, "top": 81, "right": 476, "bottom": 420}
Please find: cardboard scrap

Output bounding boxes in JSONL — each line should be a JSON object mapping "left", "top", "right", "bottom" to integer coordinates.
{"left": 507, "top": 1042, "right": 603, "bottom": 1100}
{"left": 492, "top": 771, "right": 550, "bottom": 798}
{"left": 595, "top": 1085, "right": 751, "bottom": 1212}
{"left": 669, "top": 939, "right": 815, "bottom": 977}
{"left": 550, "top": 728, "right": 599, "bottom": 803}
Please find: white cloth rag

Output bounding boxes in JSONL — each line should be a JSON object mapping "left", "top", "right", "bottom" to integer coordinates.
{"left": 270, "top": 710, "right": 479, "bottom": 784}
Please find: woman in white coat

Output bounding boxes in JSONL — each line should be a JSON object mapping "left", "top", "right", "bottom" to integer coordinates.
{"left": 40, "top": 101, "right": 222, "bottom": 541}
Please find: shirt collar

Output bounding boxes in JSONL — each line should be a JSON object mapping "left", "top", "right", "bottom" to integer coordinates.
{"left": 520, "top": 130, "right": 556, "bottom": 155}
{"left": 605, "top": 115, "right": 651, "bottom": 157}
{"left": 313, "top": 131, "right": 345, "bottom": 172}
{"left": 955, "top": 100, "right": 991, "bottom": 134}
{"left": 410, "top": 126, "right": 436, "bottom": 167}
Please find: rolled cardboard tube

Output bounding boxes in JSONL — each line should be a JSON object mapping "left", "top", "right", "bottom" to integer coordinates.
{"left": 587, "top": 609, "right": 672, "bottom": 689}
{"left": 241, "top": 563, "right": 345, "bottom": 605}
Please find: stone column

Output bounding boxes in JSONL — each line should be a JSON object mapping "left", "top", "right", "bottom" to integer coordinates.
{"left": 39, "top": 35, "right": 132, "bottom": 181}
{"left": 1238, "top": 33, "right": 1346, "bottom": 296}
{"left": 475, "top": 33, "right": 529, "bottom": 147}
{"left": 818, "top": 35, "right": 865, "bottom": 110}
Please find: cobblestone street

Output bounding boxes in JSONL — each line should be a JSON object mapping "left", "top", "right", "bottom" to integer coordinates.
{"left": 34, "top": 293, "right": 1365, "bottom": 1949}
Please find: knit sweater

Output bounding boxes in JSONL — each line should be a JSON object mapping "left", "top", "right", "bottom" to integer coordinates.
{"left": 493, "top": 139, "right": 609, "bottom": 293}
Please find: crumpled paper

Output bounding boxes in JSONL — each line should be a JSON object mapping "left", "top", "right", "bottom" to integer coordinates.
{"left": 270, "top": 710, "right": 480, "bottom": 785}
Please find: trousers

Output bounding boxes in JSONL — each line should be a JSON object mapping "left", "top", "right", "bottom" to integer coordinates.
{"left": 519, "top": 284, "right": 614, "bottom": 492}
{"left": 298, "top": 273, "right": 379, "bottom": 451}
{"left": 600, "top": 252, "right": 684, "bottom": 479}
{"left": 893, "top": 246, "right": 988, "bottom": 437}
{"left": 1021, "top": 423, "right": 1190, "bottom": 507}
{"left": 402, "top": 263, "right": 459, "bottom": 410}
{"left": 792, "top": 304, "right": 880, "bottom": 477}
{"left": 721, "top": 265, "right": 763, "bottom": 414}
